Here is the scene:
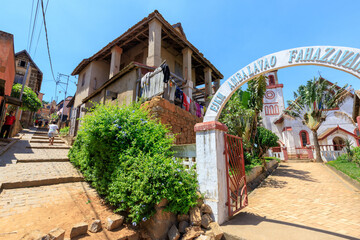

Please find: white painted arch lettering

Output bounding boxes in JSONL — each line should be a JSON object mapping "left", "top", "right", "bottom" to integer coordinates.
{"left": 204, "top": 46, "right": 360, "bottom": 122}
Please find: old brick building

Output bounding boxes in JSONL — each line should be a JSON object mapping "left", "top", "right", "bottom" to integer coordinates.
{"left": 14, "top": 50, "right": 43, "bottom": 127}
{"left": 70, "top": 10, "right": 223, "bottom": 143}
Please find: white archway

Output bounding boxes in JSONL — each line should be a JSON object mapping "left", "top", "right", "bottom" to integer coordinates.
{"left": 195, "top": 46, "right": 360, "bottom": 224}
{"left": 204, "top": 46, "right": 360, "bottom": 122}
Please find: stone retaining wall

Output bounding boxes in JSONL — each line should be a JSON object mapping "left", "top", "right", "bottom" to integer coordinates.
{"left": 142, "top": 97, "right": 202, "bottom": 145}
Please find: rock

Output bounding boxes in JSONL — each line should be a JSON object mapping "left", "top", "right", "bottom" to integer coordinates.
{"left": 157, "top": 199, "right": 168, "bottom": 208}
{"left": 208, "top": 222, "right": 223, "bottom": 240}
{"left": 105, "top": 214, "right": 124, "bottom": 230}
{"left": 168, "top": 225, "right": 180, "bottom": 240}
{"left": 195, "top": 235, "right": 213, "bottom": 240}
{"left": 182, "top": 226, "right": 204, "bottom": 240}
{"left": 204, "top": 230, "right": 216, "bottom": 240}
{"left": 189, "top": 206, "right": 201, "bottom": 226}
{"left": 178, "top": 221, "right": 189, "bottom": 233}
{"left": 177, "top": 214, "right": 190, "bottom": 222}
{"left": 89, "top": 219, "right": 102, "bottom": 233}
{"left": 116, "top": 228, "right": 139, "bottom": 240}
{"left": 127, "top": 230, "right": 140, "bottom": 240}
{"left": 21, "top": 230, "right": 49, "bottom": 240}
{"left": 142, "top": 207, "right": 176, "bottom": 240}
{"left": 200, "top": 204, "right": 212, "bottom": 214}
{"left": 48, "top": 228, "right": 65, "bottom": 240}
{"left": 201, "top": 214, "right": 213, "bottom": 229}
{"left": 196, "top": 192, "right": 203, "bottom": 207}
{"left": 70, "top": 222, "right": 88, "bottom": 238}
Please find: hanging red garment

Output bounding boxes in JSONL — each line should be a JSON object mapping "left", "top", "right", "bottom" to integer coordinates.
{"left": 183, "top": 92, "right": 191, "bottom": 111}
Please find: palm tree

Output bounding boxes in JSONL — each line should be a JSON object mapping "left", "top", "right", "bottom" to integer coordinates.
{"left": 284, "top": 77, "right": 350, "bottom": 162}
{"left": 247, "top": 75, "right": 267, "bottom": 141}
{"left": 220, "top": 75, "right": 267, "bottom": 144}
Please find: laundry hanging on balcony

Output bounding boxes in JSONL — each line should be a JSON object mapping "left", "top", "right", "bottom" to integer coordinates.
{"left": 141, "top": 66, "right": 164, "bottom": 100}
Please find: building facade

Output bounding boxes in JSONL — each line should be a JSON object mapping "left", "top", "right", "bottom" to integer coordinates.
{"left": 14, "top": 50, "right": 43, "bottom": 127}
{"left": 70, "top": 11, "right": 223, "bottom": 141}
{"left": 262, "top": 71, "right": 358, "bottom": 161}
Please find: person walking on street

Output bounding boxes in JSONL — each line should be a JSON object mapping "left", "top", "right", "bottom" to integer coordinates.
{"left": 0, "top": 111, "right": 16, "bottom": 138}
{"left": 48, "top": 120, "right": 59, "bottom": 145}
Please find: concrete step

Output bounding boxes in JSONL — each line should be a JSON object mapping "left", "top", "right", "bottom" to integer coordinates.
{"left": 0, "top": 176, "right": 84, "bottom": 189}
{"left": 0, "top": 162, "right": 83, "bottom": 189}
{"left": 26, "top": 146, "right": 70, "bottom": 149}
{"left": 32, "top": 136, "right": 61, "bottom": 140}
{"left": 283, "top": 159, "right": 314, "bottom": 163}
{"left": 17, "top": 158, "right": 69, "bottom": 163}
{"left": 30, "top": 140, "right": 65, "bottom": 143}
{"left": 33, "top": 132, "right": 49, "bottom": 136}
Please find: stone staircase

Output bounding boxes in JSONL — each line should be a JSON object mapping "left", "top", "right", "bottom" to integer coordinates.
{"left": 0, "top": 128, "right": 82, "bottom": 191}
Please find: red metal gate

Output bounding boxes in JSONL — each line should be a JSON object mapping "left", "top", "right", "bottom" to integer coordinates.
{"left": 224, "top": 133, "right": 248, "bottom": 217}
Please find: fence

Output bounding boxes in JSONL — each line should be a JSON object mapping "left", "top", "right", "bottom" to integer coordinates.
{"left": 171, "top": 144, "right": 196, "bottom": 170}
{"left": 319, "top": 145, "right": 346, "bottom": 162}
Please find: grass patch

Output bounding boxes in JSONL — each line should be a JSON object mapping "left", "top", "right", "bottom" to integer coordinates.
{"left": 265, "top": 156, "right": 280, "bottom": 163}
{"left": 327, "top": 159, "right": 360, "bottom": 183}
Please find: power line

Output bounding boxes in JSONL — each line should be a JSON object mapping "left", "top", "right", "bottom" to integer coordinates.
{"left": 27, "top": 0, "right": 35, "bottom": 50}
{"left": 40, "top": 0, "right": 56, "bottom": 82}
{"left": 33, "top": 0, "right": 49, "bottom": 58}
{"left": 28, "top": 0, "right": 40, "bottom": 52}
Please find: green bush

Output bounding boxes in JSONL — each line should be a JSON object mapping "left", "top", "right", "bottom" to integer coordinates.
{"left": 68, "top": 102, "right": 198, "bottom": 223}
{"left": 59, "top": 126, "right": 69, "bottom": 136}
{"left": 11, "top": 83, "right": 42, "bottom": 112}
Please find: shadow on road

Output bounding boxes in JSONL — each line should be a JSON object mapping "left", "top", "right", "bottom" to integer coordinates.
{"left": 222, "top": 212, "right": 359, "bottom": 240}
{"left": 271, "top": 164, "right": 318, "bottom": 182}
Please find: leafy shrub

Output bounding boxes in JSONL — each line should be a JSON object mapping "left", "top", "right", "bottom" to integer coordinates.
{"left": 351, "top": 147, "right": 360, "bottom": 166}
{"left": 59, "top": 126, "right": 69, "bottom": 136}
{"left": 68, "top": 102, "right": 198, "bottom": 223}
{"left": 11, "top": 84, "right": 42, "bottom": 112}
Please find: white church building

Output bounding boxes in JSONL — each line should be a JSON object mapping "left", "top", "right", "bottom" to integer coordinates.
{"left": 262, "top": 70, "right": 359, "bottom": 161}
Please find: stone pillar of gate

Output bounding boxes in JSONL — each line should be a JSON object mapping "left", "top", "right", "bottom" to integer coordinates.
{"left": 194, "top": 121, "right": 228, "bottom": 224}
{"left": 282, "top": 146, "right": 288, "bottom": 162}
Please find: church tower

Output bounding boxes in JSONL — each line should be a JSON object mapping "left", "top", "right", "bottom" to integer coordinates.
{"left": 261, "top": 70, "right": 285, "bottom": 136}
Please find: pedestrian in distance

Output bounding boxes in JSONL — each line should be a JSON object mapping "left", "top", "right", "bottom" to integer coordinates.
{"left": 48, "top": 120, "right": 59, "bottom": 146}
{"left": 0, "top": 111, "right": 16, "bottom": 139}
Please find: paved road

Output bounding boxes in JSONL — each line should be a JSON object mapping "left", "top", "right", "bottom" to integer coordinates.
{"left": 222, "top": 163, "right": 360, "bottom": 240}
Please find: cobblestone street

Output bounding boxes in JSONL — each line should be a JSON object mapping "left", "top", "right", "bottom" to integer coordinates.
{"left": 222, "top": 163, "right": 360, "bottom": 240}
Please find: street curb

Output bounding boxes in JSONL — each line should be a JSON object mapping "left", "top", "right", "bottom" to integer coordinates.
{"left": 0, "top": 176, "right": 84, "bottom": 190}
{"left": 26, "top": 146, "right": 70, "bottom": 149}
{"left": 324, "top": 164, "right": 360, "bottom": 191}
{"left": 0, "top": 139, "right": 19, "bottom": 156}
{"left": 16, "top": 158, "right": 70, "bottom": 163}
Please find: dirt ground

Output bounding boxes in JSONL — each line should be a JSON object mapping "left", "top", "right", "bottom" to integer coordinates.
{"left": 0, "top": 183, "right": 137, "bottom": 240}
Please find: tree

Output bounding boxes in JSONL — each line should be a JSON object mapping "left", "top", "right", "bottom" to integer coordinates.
{"left": 11, "top": 84, "right": 42, "bottom": 112}
{"left": 247, "top": 75, "right": 267, "bottom": 140}
{"left": 254, "top": 127, "right": 279, "bottom": 166}
{"left": 284, "top": 77, "right": 350, "bottom": 162}
{"left": 220, "top": 75, "right": 267, "bottom": 146}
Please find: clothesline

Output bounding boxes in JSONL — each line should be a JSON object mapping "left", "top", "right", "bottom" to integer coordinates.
{"left": 139, "top": 62, "right": 206, "bottom": 118}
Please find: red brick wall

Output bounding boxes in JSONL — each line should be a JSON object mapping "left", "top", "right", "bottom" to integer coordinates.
{"left": 0, "top": 31, "right": 15, "bottom": 100}
{"left": 142, "top": 97, "right": 202, "bottom": 144}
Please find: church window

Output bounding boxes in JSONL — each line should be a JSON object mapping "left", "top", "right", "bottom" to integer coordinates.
{"left": 274, "top": 105, "right": 279, "bottom": 115}
{"left": 269, "top": 75, "right": 275, "bottom": 85}
{"left": 300, "top": 130, "right": 309, "bottom": 147}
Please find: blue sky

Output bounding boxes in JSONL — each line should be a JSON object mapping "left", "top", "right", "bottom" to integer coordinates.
{"left": 1, "top": 0, "right": 360, "bottom": 103}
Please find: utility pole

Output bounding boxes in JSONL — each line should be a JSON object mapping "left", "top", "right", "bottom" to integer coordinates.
{"left": 57, "top": 73, "right": 70, "bottom": 129}
{"left": 16, "top": 62, "right": 31, "bottom": 121}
